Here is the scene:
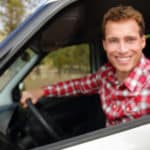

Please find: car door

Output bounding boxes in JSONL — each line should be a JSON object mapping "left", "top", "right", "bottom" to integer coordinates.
{"left": 0, "top": 0, "right": 106, "bottom": 149}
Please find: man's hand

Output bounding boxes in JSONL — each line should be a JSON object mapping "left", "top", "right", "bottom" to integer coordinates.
{"left": 20, "top": 89, "right": 44, "bottom": 108}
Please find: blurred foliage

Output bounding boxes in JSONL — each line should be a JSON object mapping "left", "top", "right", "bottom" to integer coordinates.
{"left": 0, "top": 0, "right": 25, "bottom": 34}
{"left": 0, "top": 0, "right": 42, "bottom": 35}
{"left": 24, "top": 44, "right": 90, "bottom": 89}
{"left": 42, "top": 44, "right": 90, "bottom": 74}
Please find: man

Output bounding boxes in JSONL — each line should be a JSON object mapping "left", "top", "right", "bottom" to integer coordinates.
{"left": 21, "top": 5, "right": 150, "bottom": 126}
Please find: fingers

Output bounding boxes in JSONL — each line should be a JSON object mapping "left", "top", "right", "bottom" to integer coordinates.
{"left": 20, "top": 91, "right": 35, "bottom": 108}
{"left": 20, "top": 89, "right": 44, "bottom": 108}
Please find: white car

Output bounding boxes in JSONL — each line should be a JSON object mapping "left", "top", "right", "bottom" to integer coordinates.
{"left": 0, "top": 0, "right": 150, "bottom": 149}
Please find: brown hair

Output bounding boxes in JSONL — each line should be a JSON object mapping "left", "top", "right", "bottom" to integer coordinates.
{"left": 102, "top": 5, "right": 145, "bottom": 39}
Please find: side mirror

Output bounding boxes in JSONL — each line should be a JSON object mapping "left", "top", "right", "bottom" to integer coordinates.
{"left": 19, "top": 82, "right": 26, "bottom": 91}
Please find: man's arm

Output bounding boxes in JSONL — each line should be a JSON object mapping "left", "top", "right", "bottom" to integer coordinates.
{"left": 43, "top": 73, "right": 100, "bottom": 97}
{"left": 20, "top": 72, "right": 101, "bottom": 108}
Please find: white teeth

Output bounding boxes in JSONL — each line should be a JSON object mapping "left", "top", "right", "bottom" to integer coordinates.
{"left": 116, "top": 57, "right": 130, "bottom": 63}
{"left": 118, "top": 57, "right": 129, "bottom": 60}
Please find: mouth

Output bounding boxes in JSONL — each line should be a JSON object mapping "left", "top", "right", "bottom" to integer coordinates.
{"left": 115, "top": 56, "right": 131, "bottom": 64}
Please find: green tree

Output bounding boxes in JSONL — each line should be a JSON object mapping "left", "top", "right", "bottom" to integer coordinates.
{"left": 0, "top": 0, "right": 25, "bottom": 34}
{"left": 42, "top": 44, "right": 90, "bottom": 75}
{"left": 0, "top": 0, "right": 42, "bottom": 35}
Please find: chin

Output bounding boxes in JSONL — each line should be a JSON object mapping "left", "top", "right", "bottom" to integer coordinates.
{"left": 115, "top": 65, "right": 133, "bottom": 73}
{"left": 117, "top": 68, "right": 133, "bottom": 74}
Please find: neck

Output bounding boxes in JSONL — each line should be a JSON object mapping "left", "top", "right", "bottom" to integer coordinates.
{"left": 116, "top": 71, "right": 129, "bottom": 84}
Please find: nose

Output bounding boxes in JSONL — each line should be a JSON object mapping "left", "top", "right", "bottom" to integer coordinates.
{"left": 119, "top": 41, "right": 128, "bottom": 53}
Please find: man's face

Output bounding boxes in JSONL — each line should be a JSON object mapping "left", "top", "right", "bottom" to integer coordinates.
{"left": 102, "top": 19, "right": 146, "bottom": 75}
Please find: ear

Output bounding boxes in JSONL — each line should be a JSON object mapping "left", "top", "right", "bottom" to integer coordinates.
{"left": 142, "top": 35, "right": 146, "bottom": 49}
{"left": 102, "top": 39, "right": 106, "bottom": 51}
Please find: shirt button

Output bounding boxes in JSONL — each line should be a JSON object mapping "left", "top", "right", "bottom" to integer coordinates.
{"left": 113, "top": 104, "right": 117, "bottom": 109}
{"left": 126, "top": 107, "right": 131, "bottom": 112}
{"left": 115, "top": 81, "right": 119, "bottom": 85}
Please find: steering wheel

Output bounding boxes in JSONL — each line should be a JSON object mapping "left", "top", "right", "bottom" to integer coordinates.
{"left": 26, "top": 98, "right": 64, "bottom": 141}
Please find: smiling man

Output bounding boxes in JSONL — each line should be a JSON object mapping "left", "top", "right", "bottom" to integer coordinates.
{"left": 102, "top": 7, "right": 146, "bottom": 84}
{"left": 21, "top": 5, "right": 150, "bottom": 127}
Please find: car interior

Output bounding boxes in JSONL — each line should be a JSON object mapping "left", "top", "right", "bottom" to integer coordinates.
{"left": 1, "top": 0, "right": 150, "bottom": 150}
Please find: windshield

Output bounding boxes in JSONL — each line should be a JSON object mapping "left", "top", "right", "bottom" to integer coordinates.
{"left": 0, "top": 49, "right": 36, "bottom": 91}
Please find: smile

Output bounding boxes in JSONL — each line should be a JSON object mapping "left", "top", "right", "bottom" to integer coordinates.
{"left": 116, "top": 56, "right": 131, "bottom": 64}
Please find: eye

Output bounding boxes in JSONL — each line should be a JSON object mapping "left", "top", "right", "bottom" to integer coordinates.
{"left": 126, "top": 37, "right": 136, "bottom": 43}
{"left": 108, "top": 38, "right": 118, "bottom": 44}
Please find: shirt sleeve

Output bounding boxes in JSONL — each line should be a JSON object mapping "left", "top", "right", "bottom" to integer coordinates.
{"left": 43, "top": 71, "right": 102, "bottom": 97}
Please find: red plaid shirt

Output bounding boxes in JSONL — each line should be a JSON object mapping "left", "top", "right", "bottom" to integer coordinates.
{"left": 43, "top": 55, "right": 150, "bottom": 126}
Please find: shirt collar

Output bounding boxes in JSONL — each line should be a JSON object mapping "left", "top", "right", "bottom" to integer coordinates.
{"left": 107, "top": 55, "right": 148, "bottom": 92}
{"left": 124, "top": 55, "right": 148, "bottom": 92}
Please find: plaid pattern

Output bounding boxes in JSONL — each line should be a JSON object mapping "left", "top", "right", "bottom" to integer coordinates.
{"left": 43, "top": 55, "right": 150, "bottom": 126}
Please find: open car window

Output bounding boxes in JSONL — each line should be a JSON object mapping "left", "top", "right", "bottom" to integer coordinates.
{"left": 23, "top": 43, "right": 91, "bottom": 90}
